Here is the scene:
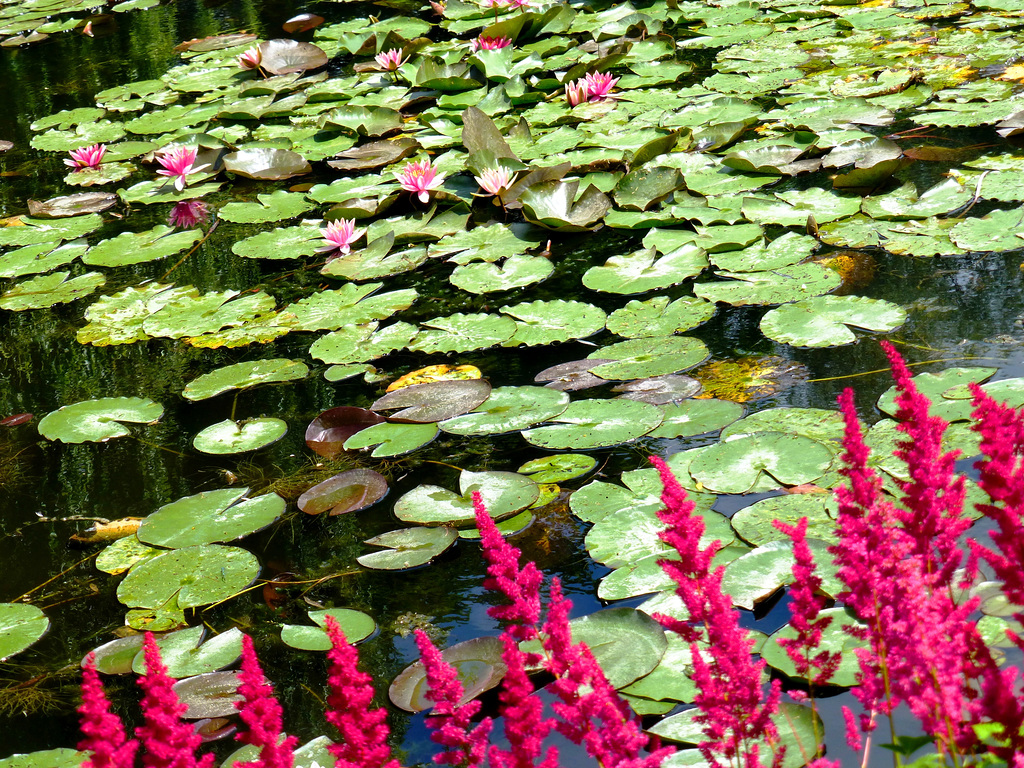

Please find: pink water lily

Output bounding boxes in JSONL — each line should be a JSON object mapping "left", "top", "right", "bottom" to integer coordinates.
{"left": 155, "top": 146, "right": 209, "bottom": 192}
{"left": 238, "top": 46, "right": 262, "bottom": 70}
{"left": 317, "top": 218, "right": 366, "bottom": 256}
{"left": 473, "top": 166, "right": 515, "bottom": 196}
{"left": 397, "top": 158, "right": 446, "bottom": 204}
{"left": 167, "top": 200, "right": 210, "bottom": 229}
{"left": 565, "top": 79, "right": 589, "bottom": 107}
{"left": 64, "top": 144, "right": 105, "bottom": 171}
{"left": 565, "top": 71, "right": 619, "bottom": 106}
{"left": 374, "top": 48, "right": 407, "bottom": 71}
{"left": 470, "top": 35, "right": 511, "bottom": 52}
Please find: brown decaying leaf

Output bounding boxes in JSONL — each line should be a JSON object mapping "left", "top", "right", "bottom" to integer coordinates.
{"left": 70, "top": 517, "right": 143, "bottom": 544}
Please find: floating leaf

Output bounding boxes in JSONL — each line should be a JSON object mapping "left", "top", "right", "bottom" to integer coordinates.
{"left": 390, "top": 636, "right": 506, "bottom": 712}
{"left": 183, "top": 359, "right": 309, "bottom": 401}
{"left": 500, "top": 300, "right": 607, "bottom": 346}
{"left": 117, "top": 545, "right": 260, "bottom": 610}
{"left": 450, "top": 254, "right": 554, "bottom": 294}
{"left": 409, "top": 313, "right": 517, "bottom": 354}
{"left": 0, "top": 604, "right": 49, "bottom": 661}
{"left": 84, "top": 225, "right": 202, "bottom": 267}
{"left": 95, "top": 537, "right": 161, "bottom": 576}
{"left": 761, "top": 607, "right": 865, "bottom": 687}
{"left": 86, "top": 635, "right": 146, "bottom": 675}
{"left": 522, "top": 399, "right": 664, "bottom": 450}
{"left": 439, "top": 386, "right": 569, "bottom": 435}
{"left": 0, "top": 241, "right": 88, "bottom": 279}
{"left": 357, "top": 527, "right": 458, "bottom": 570}
{"left": 612, "top": 375, "right": 702, "bottom": 405}
{"left": 193, "top": 418, "right": 288, "bottom": 454}
{"left": 587, "top": 336, "right": 710, "bottom": 380}
{"left": 173, "top": 671, "right": 243, "bottom": 718}
{"left": 371, "top": 379, "right": 493, "bottom": 423}
{"left": 343, "top": 421, "right": 439, "bottom": 457}
{"left": 233, "top": 224, "right": 324, "bottom": 260}
{"left": 649, "top": 399, "right": 744, "bottom": 439}
{"left": 130, "top": 626, "right": 244, "bottom": 678}
{"left": 0, "top": 270, "right": 104, "bottom": 311}
{"left": 722, "top": 538, "right": 841, "bottom": 609}
{"left": 218, "top": 191, "right": 315, "bottom": 224}
{"left": 393, "top": 470, "right": 540, "bottom": 527}
{"left": 606, "top": 296, "right": 716, "bottom": 338}
{"left": 223, "top": 148, "right": 311, "bottom": 180}
{"left": 305, "top": 407, "right": 385, "bottom": 458}
{"left": 281, "top": 608, "right": 376, "bottom": 651}
{"left": 692, "top": 356, "right": 809, "bottom": 403}
{"left": 38, "top": 397, "right": 163, "bottom": 443}
{"left": 518, "top": 454, "right": 597, "bottom": 483}
{"left": 138, "top": 489, "right": 285, "bottom": 548}
{"left": 689, "top": 432, "right": 834, "bottom": 494}
{"left": 760, "top": 295, "right": 907, "bottom": 348}
{"left": 520, "top": 180, "right": 611, "bottom": 231}
{"left": 694, "top": 263, "right": 841, "bottom": 306}
{"left": 27, "top": 192, "right": 117, "bottom": 218}
{"left": 298, "top": 469, "right": 389, "bottom": 516}
{"left": 257, "top": 39, "right": 329, "bottom": 75}
{"left": 731, "top": 495, "right": 838, "bottom": 547}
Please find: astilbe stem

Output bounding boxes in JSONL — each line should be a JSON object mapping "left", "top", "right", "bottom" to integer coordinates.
{"left": 323, "top": 616, "right": 400, "bottom": 768}
{"left": 414, "top": 629, "right": 492, "bottom": 767}
{"left": 234, "top": 635, "right": 297, "bottom": 768}
{"left": 136, "top": 633, "right": 214, "bottom": 768}
{"left": 79, "top": 653, "right": 139, "bottom": 768}
{"left": 650, "top": 456, "right": 781, "bottom": 768}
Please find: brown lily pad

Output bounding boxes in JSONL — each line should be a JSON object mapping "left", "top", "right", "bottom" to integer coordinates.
{"left": 282, "top": 13, "right": 324, "bottom": 33}
{"left": 174, "top": 33, "right": 258, "bottom": 52}
{"left": 327, "top": 138, "right": 420, "bottom": 172}
{"left": 28, "top": 193, "right": 116, "bottom": 218}
{"left": 370, "top": 379, "right": 492, "bottom": 423}
{"left": 535, "top": 359, "right": 612, "bottom": 392}
{"left": 258, "top": 39, "right": 328, "bottom": 75}
{"left": 297, "top": 468, "right": 389, "bottom": 516}
{"left": 305, "top": 406, "right": 385, "bottom": 458}
{"left": 389, "top": 636, "right": 506, "bottom": 712}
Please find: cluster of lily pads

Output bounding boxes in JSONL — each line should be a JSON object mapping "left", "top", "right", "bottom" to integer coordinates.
{"left": 6, "top": 0, "right": 1024, "bottom": 760}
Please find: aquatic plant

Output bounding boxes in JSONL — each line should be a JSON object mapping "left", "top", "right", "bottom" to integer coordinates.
{"left": 316, "top": 219, "right": 365, "bottom": 257}
{"left": 237, "top": 47, "right": 261, "bottom": 71}
{"left": 396, "top": 158, "right": 446, "bottom": 204}
{"left": 473, "top": 167, "right": 516, "bottom": 197}
{"left": 374, "top": 49, "right": 406, "bottom": 72}
{"left": 470, "top": 36, "right": 511, "bottom": 52}
{"left": 166, "top": 200, "right": 209, "bottom": 230}
{"left": 65, "top": 144, "right": 105, "bottom": 171}
{"left": 155, "top": 147, "right": 208, "bottom": 193}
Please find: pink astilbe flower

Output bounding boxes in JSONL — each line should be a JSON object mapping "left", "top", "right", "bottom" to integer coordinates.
{"left": 773, "top": 517, "right": 840, "bottom": 688}
{"left": 473, "top": 167, "right": 515, "bottom": 197}
{"left": 316, "top": 218, "right": 366, "bottom": 256}
{"left": 651, "top": 455, "right": 780, "bottom": 768}
{"left": 167, "top": 200, "right": 209, "bottom": 229}
{"left": 397, "top": 158, "right": 446, "bottom": 204}
{"left": 582, "top": 71, "right": 619, "bottom": 101}
{"left": 233, "top": 634, "right": 297, "bottom": 768}
{"left": 323, "top": 617, "right": 400, "bottom": 768}
{"left": 470, "top": 35, "right": 512, "bottom": 52}
{"left": 136, "top": 633, "right": 215, "bottom": 768}
{"left": 156, "top": 146, "right": 209, "bottom": 192}
{"left": 238, "top": 46, "right": 262, "bottom": 70}
{"left": 375, "top": 48, "right": 407, "bottom": 71}
{"left": 65, "top": 143, "right": 105, "bottom": 170}
{"left": 414, "top": 629, "right": 492, "bottom": 767}
{"left": 78, "top": 653, "right": 139, "bottom": 768}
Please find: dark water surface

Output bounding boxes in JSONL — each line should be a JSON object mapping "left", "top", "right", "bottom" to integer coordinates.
{"left": 2, "top": 0, "right": 1024, "bottom": 764}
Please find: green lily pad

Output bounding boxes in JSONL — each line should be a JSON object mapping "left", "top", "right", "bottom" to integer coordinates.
{"left": 606, "top": 296, "right": 717, "bottom": 338}
{"left": 142, "top": 289, "right": 277, "bottom": 339}
{"left": 389, "top": 636, "right": 506, "bottom": 712}
{"left": 649, "top": 399, "right": 744, "bottom": 439}
{"left": 138, "top": 488, "right": 285, "bottom": 548}
{"left": 173, "top": 671, "right": 244, "bottom": 719}
{"left": 587, "top": 336, "right": 710, "bottom": 380}
{"left": 689, "top": 432, "right": 834, "bottom": 494}
{"left": 130, "top": 626, "right": 244, "bottom": 678}
{"left": 343, "top": 421, "right": 439, "bottom": 457}
{"left": 722, "top": 538, "right": 841, "bottom": 609}
{"left": 709, "top": 232, "right": 818, "bottom": 273}
{"left": 95, "top": 536, "right": 161, "bottom": 576}
{"left": 950, "top": 208, "right": 1024, "bottom": 253}
{"left": 0, "top": 271, "right": 105, "bottom": 311}
{"left": 218, "top": 190, "right": 316, "bottom": 223}
{"left": 38, "top": 397, "right": 163, "bottom": 443}
{"left": 393, "top": 470, "right": 539, "bottom": 527}
{"left": 583, "top": 245, "right": 707, "bottom": 294}
{"left": 760, "top": 295, "right": 907, "bottom": 348}
{"left": 0, "top": 604, "right": 49, "bottom": 662}
{"left": 117, "top": 544, "right": 260, "bottom": 609}
{"left": 233, "top": 224, "right": 325, "bottom": 260}
{"left": 76, "top": 283, "right": 184, "bottom": 346}
{"left": 297, "top": 469, "right": 389, "bottom": 516}
{"left": 731, "top": 494, "right": 838, "bottom": 547}
{"left": 439, "top": 386, "right": 569, "bottom": 435}
{"left": 0, "top": 750, "right": 84, "bottom": 768}
{"left": 0, "top": 214, "right": 103, "bottom": 247}
{"left": 761, "top": 607, "right": 865, "bottom": 687}
{"left": 371, "top": 379, "right": 493, "bottom": 423}
{"left": 619, "top": 631, "right": 698, "bottom": 703}
{"left": 721, "top": 407, "right": 846, "bottom": 443}
{"left": 223, "top": 148, "right": 312, "bottom": 180}
{"left": 357, "top": 526, "right": 458, "bottom": 570}
{"left": 742, "top": 188, "right": 862, "bottom": 227}
{"left": 193, "top": 418, "right": 288, "bottom": 454}
{"left": 83, "top": 225, "right": 202, "bottom": 267}
{"left": 522, "top": 399, "right": 664, "bottom": 449}
{"left": 694, "top": 263, "right": 841, "bottom": 306}
{"left": 520, "top": 180, "right": 611, "bottom": 231}
{"left": 0, "top": 241, "right": 88, "bottom": 279}
{"left": 500, "top": 299, "right": 607, "bottom": 346}
{"left": 449, "top": 254, "right": 554, "bottom": 294}
{"left": 518, "top": 454, "right": 597, "bottom": 483}
{"left": 309, "top": 322, "right": 418, "bottom": 365}
{"left": 183, "top": 359, "right": 309, "bottom": 401}
{"left": 286, "top": 285, "right": 417, "bottom": 332}
{"left": 86, "top": 634, "right": 146, "bottom": 675}
{"left": 28, "top": 192, "right": 116, "bottom": 218}
{"left": 281, "top": 608, "right": 376, "bottom": 651}
{"left": 876, "top": 366, "right": 997, "bottom": 422}
{"left": 409, "top": 313, "right": 517, "bottom": 354}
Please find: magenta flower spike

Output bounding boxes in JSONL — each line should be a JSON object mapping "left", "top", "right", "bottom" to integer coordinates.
{"left": 136, "top": 633, "right": 214, "bottom": 768}
{"left": 234, "top": 634, "right": 298, "bottom": 768}
{"left": 64, "top": 143, "right": 106, "bottom": 171}
{"left": 374, "top": 48, "right": 406, "bottom": 71}
{"left": 238, "top": 46, "right": 262, "bottom": 70}
{"left": 396, "top": 158, "right": 446, "bottom": 204}
{"left": 167, "top": 200, "right": 210, "bottom": 229}
{"left": 156, "top": 146, "right": 209, "bottom": 192}
{"left": 323, "top": 616, "right": 400, "bottom": 768}
{"left": 582, "top": 71, "right": 619, "bottom": 102}
{"left": 78, "top": 653, "right": 139, "bottom": 768}
{"left": 316, "top": 218, "right": 366, "bottom": 256}
{"left": 470, "top": 35, "right": 512, "bottom": 52}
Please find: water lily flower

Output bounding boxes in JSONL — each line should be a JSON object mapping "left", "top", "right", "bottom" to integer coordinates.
{"left": 565, "top": 79, "right": 589, "bottom": 107}
{"left": 470, "top": 35, "right": 512, "bottom": 52}
{"left": 473, "top": 166, "right": 516, "bottom": 196}
{"left": 64, "top": 144, "right": 105, "bottom": 171}
{"left": 582, "top": 71, "right": 619, "bottom": 102}
{"left": 155, "top": 146, "right": 209, "bottom": 192}
{"left": 375, "top": 48, "right": 407, "bottom": 71}
{"left": 397, "top": 158, "right": 446, "bottom": 204}
{"left": 167, "top": 200, "right": 210, "bottom": 229}
{"left": 316, "top": 218, "right": 366, "bottom": 256}
{"left": 238, "top": 46, "right": 262, "bottom": 70}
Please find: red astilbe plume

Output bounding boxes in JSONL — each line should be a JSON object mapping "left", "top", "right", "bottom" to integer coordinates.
{"left": 233, "top": 634, "right": 298, "bottom": 768}
{"left": 650, "top": 455, "right": 780, "bottom": 768}
{"left": 136, "top": 633, "right": 215, "bottom": 768}
{"left": 323, "top": 616, "right": 400, "bottom": 768}
{"left": 542, "top": 578, "right": 674, "bottom": 768}
{"left": 414, "top": 628, "right": 492, "bottom": 767}
{"left": 772, "top": 517, "right": 840, "bottom": 689}
{"left": 79, "top": 653, "right": 139, "bottom": 768}
{"left": 472, "top": 493, "right": 558, "bottom": 768}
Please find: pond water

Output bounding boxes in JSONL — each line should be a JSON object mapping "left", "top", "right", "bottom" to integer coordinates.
{"left": 2, "top": 0, "right": 1024, "bottom": 764}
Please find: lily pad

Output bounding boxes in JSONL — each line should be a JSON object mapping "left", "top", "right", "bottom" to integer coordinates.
{"left": 722, "top": 538, "right": 841, "bottom": 609}
{"left": 649, "top": 399, "right": 744, "bottom": 439}
{"left": 138, "top": 488, "right": 286, "bottom": 548}
{"left": 0, "top": 271, "right": 105, "bottom": 311}
{"left": 357, "top": 526, "right": 458, "bottom": 570}
{"left": 305, "top": 407, "right": 386, "bottom": 459}
{"left": 731, "top": 495, "right": 838, "bottom": 547}
{"left": 193, "top": 418, "right": 288, "bottom": 454}
{"left": 522, "top": 399, "right": 664, "bottom": 449}
{"left": 587, "top": 336, "right": 710, "bottom": 380}
{"left": 183, "top": 359, "right": 309, "bottom": 401}
{"left": 606, "top": 296, "right": 716, "bottom": 338}
{"left": 117, "top": 544, "right": 260, "bottom": 610}
{"left": 0, "top": 241, "right": 88, "bottom": 279}
{"left": 258, "top": 39, "right": 329, "bottom": 75}
{"left": 0, "top": 604, "right": 49, "bottom": 662}
{"left": 223, "top": 148, "right": 311, "bottom": 180}
{"left": 130, "top": 626, "right": 244, "bottom": 679}
{"left": 438, "top": 386, "right": 569, "bottom": 435}
{"left": 761, "top": 607, "right": 866, "bottom": 687}
{"left": 281, "top": 608, "right": 376, "bottom": 651}
{"left": 393, "top": 470, "right": 540, "bottom": 527}
{"left": 760, "top": 295, "right": 907, "bottom": 348}
{"left": 217, "top": 191, "right": 316, "bottom": 224}
{"left": 86, "top": 635, "right": 146, "bottom": 675}
{"left": 689, "top": 432, "right": 834, "bottom": 494}
{"left": 694, "top": 263, "right": 841, "bottom": 306}
{"left": 38, "top": 397, "right": 163, "bottom": 443}
{"left": 500, "top": 299, "right": 607, "bottom": 346}
{"left": 582, "top": 245, "right": 707, "bottom": 294}
{"left": 84, "top": 225, "right": 202, "bottom": 267}
{"left": 173, "top": 671, "right": 243, "bottom": 718}
{"left": 371, "top": 379, "right": 493, "bottom": 423}
{"left": 343, "top": 421, "right": 439, "bottom": 457}
{"left": 27, "top": 192, "right": 117, "bottom": 218}
{"left": 518, "top": 454, "right": 597, "bottom": 483}
{"left": 297, "top": 469, "right": 389, "bottom": 516}
{"left": 612, "top": 375, "right": 702, "bottom": 405}
{"left": 389, "top": 636, "right": 506, "bottom": 712}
